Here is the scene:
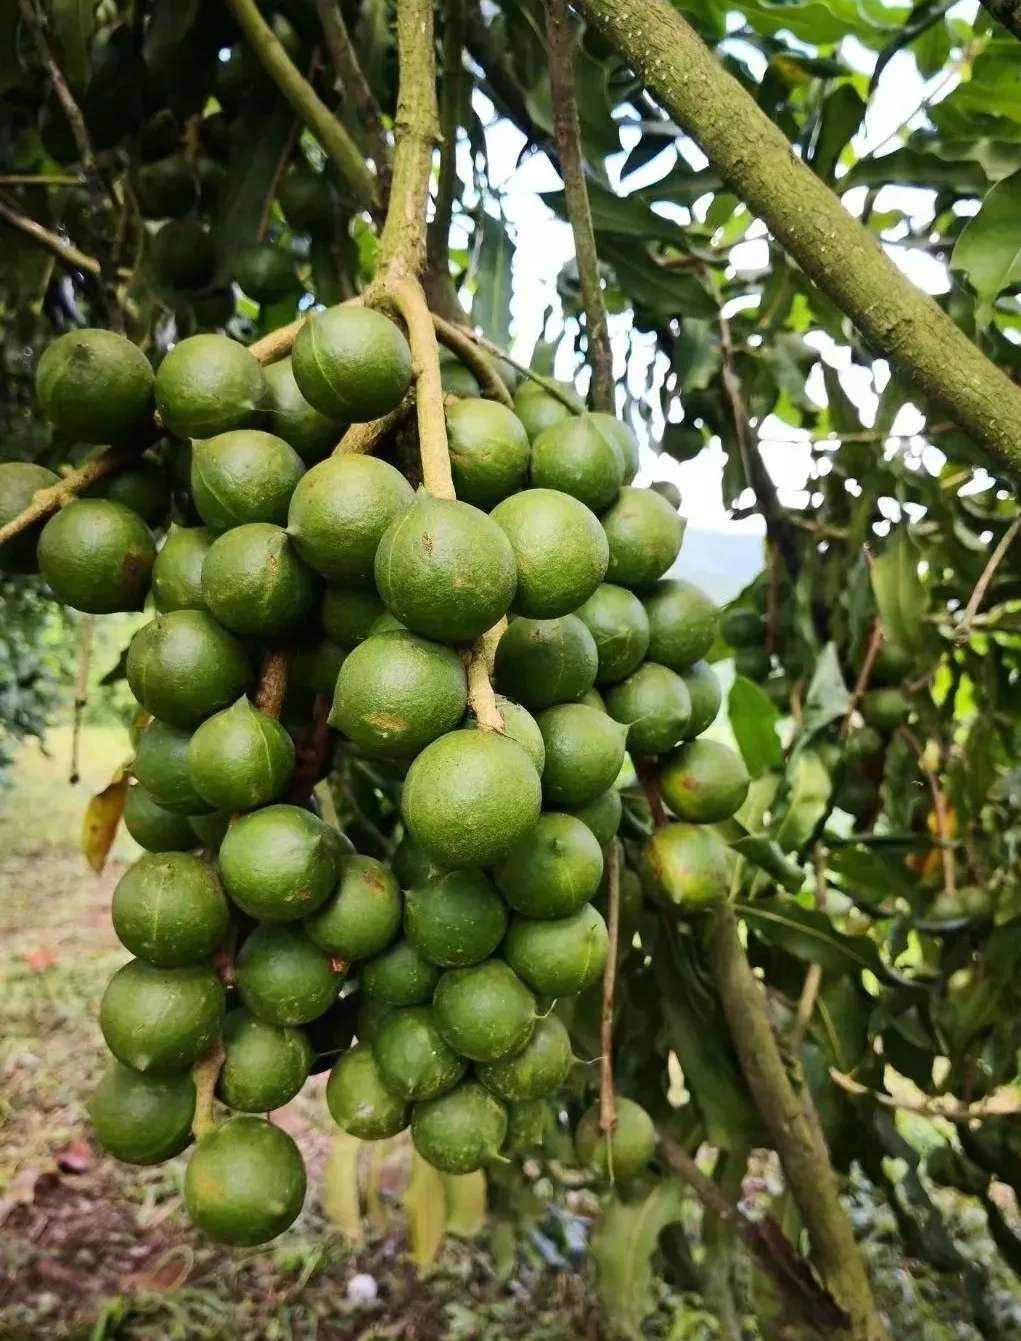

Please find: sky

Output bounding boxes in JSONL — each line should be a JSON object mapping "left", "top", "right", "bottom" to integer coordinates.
{"left": 467, "top": 3, "right": 981, "bottom": 539}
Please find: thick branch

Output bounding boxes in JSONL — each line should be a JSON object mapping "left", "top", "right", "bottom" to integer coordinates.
{"left": 658, "top": 1134, "right": 849, "bottom": 1337}
{"left": 427, "top": 0, "right": 466, "bottom": 281}
{"left": 315, "top": 0, "right": 392, "bottom": 195}
{"left": 465, "top": 620, "right": 505, "bottom": 732}
{"left": 545, "top": 0, "right": 614, "bottom": 414}
{"left": 574, "top": 0, "right": 1021, "bottom": 479}
{"left": 388, "top": 276, "right": 454, "bottom": 497}
{"left": 223, "top": 0, "right": 379, "bottom": 215}
{"left": 335, "top": 398, "right": 416, "bottom": 456}
{"left": 376, "top": 0, "right": 440, "bottom": 278}
{"left": 711, "top": 904, "right": 888, "bottom": 1340}
{"left": 957, "top": 512, "right": 1021, "bottom": 641}
{"left": 432, "top": 314, "right": 513, "bottom": 406}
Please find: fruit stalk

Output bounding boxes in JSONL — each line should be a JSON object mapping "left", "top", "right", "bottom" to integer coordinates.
{"left": 573, "top": 0, "right": 1021, "bottom": 482}
{"left": 223, "top": 0, "right": 380, "bottom": 216}
{"left": 387, "top": 276, "right": 456, "bottom": 500}
{"left": 598, "top": 838, "right": 621, "bottom": 1133}
{"left": 545, "top": 0, "right": 614, "bottom": 415}
{"left": 191, "top": 1038, "right": 226, "bottom": 1139}
{"left": 253, "top": 648, "right": 292, "bottom": 719}
{"left": 431, "top": 314, "right": 514, "bottom": 409}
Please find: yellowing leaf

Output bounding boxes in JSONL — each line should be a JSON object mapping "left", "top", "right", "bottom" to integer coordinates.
{"left": 405, "top": 1150, "right": 446, "bottom": 1273}
{"left": 442, "top": 1170, "right": 486, "bottom": 1237}
{"left": 322, "top": 1131, "right": 363, "bottom": 1243}
{"left": 81, "top": 763, "right": 130, "bottom": 873}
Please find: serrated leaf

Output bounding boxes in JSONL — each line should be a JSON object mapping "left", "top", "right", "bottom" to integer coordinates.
{"left": 472, "top": 211, "right": 514, "bottom": 349}
{"left": 81, "top": 762, "right": 129, "bottom": 873}
{"left": 728, "top": 676, "right": 782, "bottom": 777}
{"left": 50, "top": 0, "right": 94, "bottom": 92}
{"left": 406, "top": 1149, "right": 447, "bottom": 1273}
{"left": 951, "top": 170, "right": 1021, "bottom": 324}
{"left": 737, "top": 898, "right": 885, "bottom": 977}
{"left": 591, "top": 1181, "right": 687, "bottom": 1338}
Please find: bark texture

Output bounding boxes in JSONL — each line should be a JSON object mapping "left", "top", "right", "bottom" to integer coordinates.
{"left": 574, "top": 0, "right": 1021, "bottom": 479}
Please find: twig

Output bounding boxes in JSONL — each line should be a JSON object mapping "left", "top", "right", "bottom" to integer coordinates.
{"left": 0, "top": 196, "right": 101, "bottom": 276}
{"left": 546, "top": 0, "right": 614, "bottom": 413}
{"left": 224, "top": 0, "right": 380, "bottom": 215}
{"left": 0, "top": 442, "right": 145, "bottom": 552}
{"left": 829, "top": 1069, "right": 1021, "bottom": 1121}
{"left": 657, "top": 1133, "right": 850, "bottom": 1335}
{"left": 0, "top": 173, "right": 85, "bottom": 186}
{"left": 599, "top": 839, "right": 621, "bottom": 1133}
{"left": 431, "top": 313, "right": 513, "bottom": 406}
{"left": 253, "top": 648, "right": 291, "bottom": 718}
{"left": 635, "top": 755, "right": 668, "bottom": 827}
{"left": 790, "top": 844, "right": 826, "bottom": 1054}
{"left": 426, "top": 0, "right": 465, "bottom": 282}
{"left": 69, "top": 616, "right": 95, "bottom": 786}
{"left": 841, "top": 617, "right": 884, "bottom": 739}
{"left": 17, "top": 0, "right": 120, "bottom": 326}
{"left": 899, "top": 725, "right": 956, "bottom": 900}
{"left": 764, "top": 539, "right": 780, "bottom": 658}
{"left": 465, "top": 620, "right": 506, "bottom": 732}
{"left": 335, "top": 397, "right": 416, "bottom": 456}
{"left": 956, "top": 512, "right": 1021, "bottom": 642}
{"left": 257, "top": 115, "right": 301, "bottom": 242}
{"left": 291, "top": 693, "right": 335, "bottom": 803}
{"left": 191, "top": 1038, "right": 226, "bottom": 1139}
{"left": 315, "top": 0, "right": 392, "bottom": 195}
{"left": 719, "top": 312, "right": 799, "bottom": 575}
{"left": 387, "top": 276, "right": 455, "bottom": 498}
{"left": 431, "top": 316, "right": 577, "bottom": 409}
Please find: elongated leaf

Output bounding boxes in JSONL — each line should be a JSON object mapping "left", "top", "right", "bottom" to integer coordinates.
{"left": 811, "top": 84, "right": 866, "bottom": 181}
{"left": 212, "top": 100, "right": 297, "bottom": 285}
{"left": 721, "top": 821, "right": 805, "bottom": 893}
{"left": 591, "top": 1181, "right": 687, "bottom": 1338}
{"left": 50, "top": 0, "right": 94, "bottom": 92}
{"left": 737, "top": 898, "right": 886, "bottom": 977}
{"left": 729, "top": 676, "right": 782, "bottom": 777}
{"left": 441, "top": 1171, "right": 486, "bottom": 1237}
{"left": 542, "top": 180, "right": 684, "bottom": 243}
{"left": 322, "top": 1131, "right": 364, "bottom": 1243}
{"left": 800, "top": 643, "right": 851, "bottom": 738}
{"left": 870, "top": 534, "right": 929, "bottom": 655}
{"left": 81, "top": 762, "right": 129, "bottom": 873}
{"left": 406, "top": 1150, "right": 447, "bottom": 1273}
{"left": 472, "top": 211, "right": 514, "bottom": 349}
{"left": 143, "top": 0, "right": 200, "bottom": 67}
{"left": 951, "top": 170, "right": 1021, "bottom": 323}
{"left": 602, "top": 241, "right": 718, "bottom": 319}
{"left": 773, "top": 748, "right": 832, "bottom": 852}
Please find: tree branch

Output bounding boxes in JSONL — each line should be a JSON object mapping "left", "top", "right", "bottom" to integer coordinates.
{"left": 0, "top": 442, "right": 148, "bottom": 552}
{"left": 842, "top": 617, "right": 884, "bottom": 739}
{"left": 431, "top": 313, "right": 513, "bottom": 406}
{"left": 710, "top": 903, "right": 889, "bottom": 1340}
{"left": 545, "top": 0, "right": 614, "bottom": 414}
{"left": 573, "top": 0, "right": 1021, "bottom": 481}
{"left": 314, "top": 0, "right": 392, "bottom": 196}
{"left": 335, "top": 397, "right": 416, "bottom": 456}
{"left": 223, "top": 0, "right": 380, "bottom": 215}
{"left": 829, "top": 1069, "right": 1021, "bottom": 1121}
{"left": 976, "top": 0, "right": 1021, "bottom": 39}
{"left": 0, "top": 197, "right": 101, "bottom": 276}
{"left": 253, "top": 647, "right": 291, "bottom": 718}
{"left": 957, "top": 511, "right": 1021, "bottom": 641}
{"left": 658, "top": 1134, "right": 849, "bottom": 1337}
{"left": 387, "top": 275, "right": 455, "bottom": 498}
{"left": 599, "top": 838, "right": 621, "bottom": 1132}
{"left": 427, "top": 0, "right": 467, "bottom": 286}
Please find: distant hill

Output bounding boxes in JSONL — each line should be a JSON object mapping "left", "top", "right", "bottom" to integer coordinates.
{"left": 671, "top": 527, "right": 764, "bottom": 603}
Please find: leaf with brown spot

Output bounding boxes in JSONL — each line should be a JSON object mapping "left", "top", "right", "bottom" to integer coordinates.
{"left": 81, "top": 761, "right": 130, "bottom": 873}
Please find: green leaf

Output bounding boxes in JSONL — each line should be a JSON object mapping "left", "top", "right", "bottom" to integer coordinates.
{"left": 673, "top": 318, "right": 721, "bottom": 392}
{"left": 719, "top": 819, "right": 805, "bottom": 893}
{"left": 870, "top": 533, "right": 930, "bottom": 655}
{"left": 800, "top": 643, "right": 851, "bottom": 738}
{"left": 774, "top": 749, "right": 832, "bottom": 853}
{"left": 211, "top": 101, "right": 295, "bottom": 285}
{"left": 737, "top": 898, "right": 886, "bottom": 977}
{"left": 602, "top": 240, "right": 718, "bottom": 319}
{"left": 828, "top": 843, "right": 918, "bottom": 905}
{"left": 472, "top": 211, "right": 514, "bottom": 349}
{"left": 542, "top": 180, "right": 684, "bottom": 243}
{"left": 50, "top": 0, "right": 94, "bottom": 92}
{"left": 659, "top": 422, "right": 705, "bottom": 463}
{"left": 842, "top": 148, "right": 992, "bottom": 195}
{"left": 728, "top": 676, "right": 782, "bottom": 777}
{"left": 591, "top": 1181, "right": 687, "bottom": 1338}
{"left": 951, "top": 170, "right": 1021, "bottom": 324}
{"left": 811, "top": 85, "right": 867, "bottom": 181}
{"left": 143, "top": 0, "right": 200, "bottom": 68}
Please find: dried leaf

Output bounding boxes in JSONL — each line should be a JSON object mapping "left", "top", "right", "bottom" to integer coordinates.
{"left": 81, "top": 762, "right": 130, "bottom": 873}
